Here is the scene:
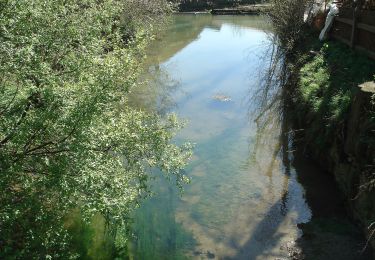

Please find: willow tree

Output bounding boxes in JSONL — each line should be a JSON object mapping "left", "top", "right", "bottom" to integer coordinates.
{"left": 0, "top": 0, "right": 191, "bottom": 258}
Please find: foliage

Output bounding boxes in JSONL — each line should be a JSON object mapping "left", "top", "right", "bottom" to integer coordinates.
{"left": 268, "top": 0, "right": 311, "bottom": 52}
{"left": 0, "top": 0, "right": 192, "bottom": 258}
{"left": 253, "top": 0, "right": 312, "bottom": 132}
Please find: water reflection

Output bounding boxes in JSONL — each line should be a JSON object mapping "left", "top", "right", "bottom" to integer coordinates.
{"left": 129, "top": 14, "right": 312, "bottom": 260}
{"left": 146, "top": 14, "right": 272, "bottom": 67}
{"left": 128, "top": 65, "right": 180, "bottom": 115}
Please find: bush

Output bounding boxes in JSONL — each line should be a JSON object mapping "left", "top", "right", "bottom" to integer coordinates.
{"left": 0, "top": 1, "right": 191, "bottom": 258}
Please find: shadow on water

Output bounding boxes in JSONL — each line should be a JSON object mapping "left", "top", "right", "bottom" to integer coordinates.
{"left": 227, "top": 159, "right": 292, "bottom": 260}
{"left": 223, "top": 100, "right": 296, "bottom": 259}
{"left": 291, "top": 148, "right": 374, "bottom": 260}
{"left": 226, "top": 199, "right": 289, "bottom": 259}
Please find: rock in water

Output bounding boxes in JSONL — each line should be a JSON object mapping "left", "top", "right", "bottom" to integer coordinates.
{"left": 212, "top": 94, "right": 232, "bottom": 102}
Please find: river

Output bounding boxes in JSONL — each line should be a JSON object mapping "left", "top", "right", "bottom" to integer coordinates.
{"left": 81, "top": 14, "right": 372, "bottom": 260}
{"left": 131, "top": 14, "right": 308, "bottom": 260}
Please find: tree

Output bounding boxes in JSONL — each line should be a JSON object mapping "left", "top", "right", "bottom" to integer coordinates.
{"left": 0, "top": 0, "right": 191, "bottom": 258}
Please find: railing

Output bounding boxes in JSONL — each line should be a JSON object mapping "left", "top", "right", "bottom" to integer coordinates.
{"left": 330, "top": 4, "right": 375, "bottom": 59}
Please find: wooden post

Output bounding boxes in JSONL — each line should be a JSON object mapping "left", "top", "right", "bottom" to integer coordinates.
{"left": 350, "top": 0, "right": 360, "bottom": 48}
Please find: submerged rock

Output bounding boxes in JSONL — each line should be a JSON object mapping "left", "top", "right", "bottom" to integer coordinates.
{"left": 206, "top": 250, "right": 215, "bottom": 259}
{"left": 212, "top": 93, "right": 232, "bottom": 102}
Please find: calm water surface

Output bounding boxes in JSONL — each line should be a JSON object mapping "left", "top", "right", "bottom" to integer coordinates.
{"left": 130, "top": 15, "right": 312, "bottom": 260}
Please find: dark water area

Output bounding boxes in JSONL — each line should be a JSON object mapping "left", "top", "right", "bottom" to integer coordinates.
{"left": 290, "top": 140, "right": 373, "bottom": 259}
{"left": 78, "top": 14, "right": 372, "bottom": 259}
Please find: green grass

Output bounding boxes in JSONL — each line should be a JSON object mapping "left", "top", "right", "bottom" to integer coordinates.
{"left": 295, "top": 40, "right": 375, "bottom": 148}
{"left": 299, "top": 42, "right": 374, "bottom": 120}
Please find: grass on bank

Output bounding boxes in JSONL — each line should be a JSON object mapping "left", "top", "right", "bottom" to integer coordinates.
{"left": 294, "top": 37, "right": 375, "bottom": 149}
{"left": 299, "top": 41, "right": 374, "bottom": 120}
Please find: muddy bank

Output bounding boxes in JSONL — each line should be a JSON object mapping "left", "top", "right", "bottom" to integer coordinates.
{"left": 211, "top": 5, "right": 270, "bottom": 15}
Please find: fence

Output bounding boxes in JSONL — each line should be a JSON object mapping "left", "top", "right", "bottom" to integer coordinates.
{"left": 330, "top": 1, "right": 375, "bottom": 59}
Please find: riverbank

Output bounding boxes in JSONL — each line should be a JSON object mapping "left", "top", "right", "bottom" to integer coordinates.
{"left": 211, "top": 5, "right": 270, "bottom": 15}
{"left": 176, "top": 0, "right": 263, "bottom": 11}
{"left": 288, "top": 31, "right": 375, "bottom": 253}
{"left": 176, "top": 4, "right": 270, "bottom": 14}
